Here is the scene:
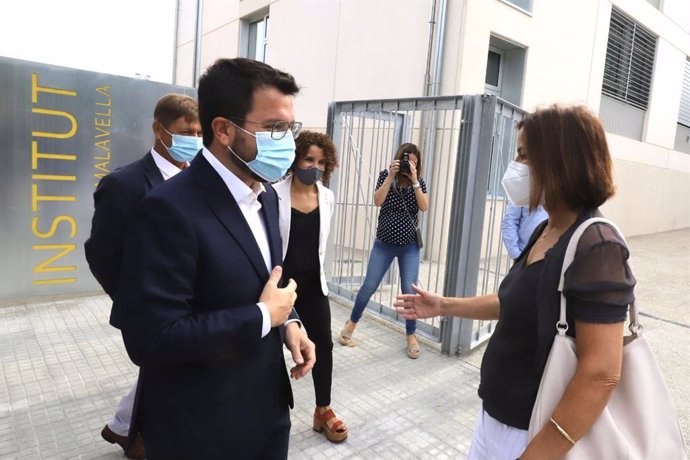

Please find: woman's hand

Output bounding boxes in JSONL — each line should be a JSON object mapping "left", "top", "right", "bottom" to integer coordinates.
{"left": 395, "top": 284, "right": 444, "bottom": 319}
{"left": 408, "top": 160, "right": 429, "bottom": 211}
{"left": 388, "top": 160, "right": 400, "bottom": 177}
{"left": 408, "top": 160, "right": 418, "bottom": 183}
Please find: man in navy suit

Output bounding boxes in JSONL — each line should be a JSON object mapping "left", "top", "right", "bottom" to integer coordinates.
{"left": 112, "top": 58, "right": 316, "bottom": 459}
{"left": 85, "top": 93, "right": 202, "bottom": 458}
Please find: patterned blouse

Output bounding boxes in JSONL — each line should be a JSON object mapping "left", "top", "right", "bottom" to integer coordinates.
{"left": 374, "top": 170, "right": 428, "bottom": 246}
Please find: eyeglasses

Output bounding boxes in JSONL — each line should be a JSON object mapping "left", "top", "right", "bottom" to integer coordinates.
{"left": 228, "top": 117, "right": 303, "bottom": 140}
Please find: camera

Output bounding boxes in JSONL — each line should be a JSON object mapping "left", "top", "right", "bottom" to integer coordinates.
{"left": 399, "top": 152, "right": 411, "bottom": 174}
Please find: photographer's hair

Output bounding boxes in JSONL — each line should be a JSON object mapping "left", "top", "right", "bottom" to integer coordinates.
{"left": 517, "top": 104, "right": 615, "bottom": 211}
{"left": 394, "top": 143, "right": 423, "bottom": 178}
{"left": 292, "top": 130, "right": 339, "bottom": 185}
{"left": 197, "top": 58, "right": 300, "bottom": 146}
{"left": 153, "top": 93, "right": 198, "bottom": 128}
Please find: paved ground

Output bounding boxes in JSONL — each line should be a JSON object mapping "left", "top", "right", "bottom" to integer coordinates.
{"left": 1, "top": 228, "right": 688, "bottom": 459}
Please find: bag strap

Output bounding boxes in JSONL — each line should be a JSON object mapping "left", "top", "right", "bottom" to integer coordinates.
{"left": 556, "top": 217, "right": 640, "bottom": 336}
{"left": 394, "top": 179, "right": 419, "bottom": 228}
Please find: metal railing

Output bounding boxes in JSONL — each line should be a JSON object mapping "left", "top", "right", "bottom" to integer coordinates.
{"left": 326, "top": 95, "right": 527, "bottom": 354}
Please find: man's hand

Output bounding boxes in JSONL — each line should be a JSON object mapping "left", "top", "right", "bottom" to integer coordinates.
{"left": 260, "top": 266, "right": 297, "bottom": 327}
{"left": 284, "top": 322, "right": 315, "bottom": 379}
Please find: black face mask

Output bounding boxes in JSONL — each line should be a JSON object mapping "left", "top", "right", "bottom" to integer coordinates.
{"left": 294, "top": 166, "right": 324, "bottom": 185}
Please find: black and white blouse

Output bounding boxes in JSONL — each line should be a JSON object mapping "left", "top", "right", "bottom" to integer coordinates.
{"left": 374, "top": 170, "right": 428, "bottom": 246}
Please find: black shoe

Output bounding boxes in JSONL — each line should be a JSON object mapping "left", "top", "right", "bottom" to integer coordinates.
{"left": 101, "top": 425, "right": 146, "bottom": 459}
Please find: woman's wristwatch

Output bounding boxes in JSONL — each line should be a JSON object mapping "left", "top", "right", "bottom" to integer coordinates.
{"left": 412, "top": 182, "right": 421, "bottom": 189}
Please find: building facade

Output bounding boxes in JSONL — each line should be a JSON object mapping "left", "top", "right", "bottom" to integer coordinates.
{"left": 174, "top": 0, "right": 690, "bottom": 236}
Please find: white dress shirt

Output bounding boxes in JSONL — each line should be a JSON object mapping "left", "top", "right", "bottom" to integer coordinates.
{"left": 201, "top": 148, "right": 281, "bottom": 338}
{"left": 151, "top": 148, "right": 186, "bottom": 180}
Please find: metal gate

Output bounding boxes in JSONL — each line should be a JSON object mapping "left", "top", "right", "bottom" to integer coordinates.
{"left": 326, "top": 95, "right": 527, "bottom": 354}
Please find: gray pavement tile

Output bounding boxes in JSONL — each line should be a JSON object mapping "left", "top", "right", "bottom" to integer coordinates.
{"left": 0, "top": 228, "right": 689, "bottom": 458}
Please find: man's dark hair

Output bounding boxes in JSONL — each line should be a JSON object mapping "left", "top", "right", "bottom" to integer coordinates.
{"left": 197, "top": 58, "right": 300, "bottom": 146}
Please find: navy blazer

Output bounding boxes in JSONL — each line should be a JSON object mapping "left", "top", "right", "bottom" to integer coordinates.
{"left": 112, "top": 153, "right": 294, "bottom": 458}
{"left": 84, "top": 152, "right": 164, "bottom": 302}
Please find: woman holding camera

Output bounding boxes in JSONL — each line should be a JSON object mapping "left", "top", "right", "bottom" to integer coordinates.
{"left": 338, "top": 143, "right": 428, "bottom": 358}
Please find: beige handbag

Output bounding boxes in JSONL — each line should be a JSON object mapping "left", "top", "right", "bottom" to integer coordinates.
{"left": 527, "top": 217, "right": 687, "bottom": 459}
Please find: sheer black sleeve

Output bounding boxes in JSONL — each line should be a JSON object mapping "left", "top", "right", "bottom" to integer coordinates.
{"left": 563, "top": 223, "right": 636, "bottom": 323}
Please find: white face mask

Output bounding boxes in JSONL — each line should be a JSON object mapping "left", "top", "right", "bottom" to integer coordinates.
{"left": 501, "top": 160, "right": 531, "bottom": 206}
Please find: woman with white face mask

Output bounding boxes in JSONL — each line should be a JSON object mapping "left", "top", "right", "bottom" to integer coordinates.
{"left": 500, "top": 157, "right": 548, "bottom": 261}
{"left": 273, "top": 131, "right": 348, "bottom": 443}
{"left": 395, "top": 105, "right": 636, "bottom": 459}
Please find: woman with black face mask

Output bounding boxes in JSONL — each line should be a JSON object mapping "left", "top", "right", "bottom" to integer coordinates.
{"left": 273, "top": 131, "right": 348, "bottom": 443}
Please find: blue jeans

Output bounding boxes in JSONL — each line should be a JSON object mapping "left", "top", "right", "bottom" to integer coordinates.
{"left": 350, "top": 239, "right": 420, "bottom": 335}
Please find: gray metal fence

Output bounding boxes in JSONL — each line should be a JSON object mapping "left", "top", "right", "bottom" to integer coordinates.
{"left": 326, "top": 95, "right": 527, "bottom": 353}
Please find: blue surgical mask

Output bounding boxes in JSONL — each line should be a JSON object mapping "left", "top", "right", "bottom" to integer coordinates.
{"left": 227, "top": 121, "right": 296, "bottom": 182}
{"left": 161, "top": 126, "right": 203, "bottom": 163}
{"left": 294, "top": 166, "right": 324, "bottom": 185}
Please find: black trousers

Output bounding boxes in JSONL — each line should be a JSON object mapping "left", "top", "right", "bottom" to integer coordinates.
{"left": 292, "top": 271, "right": 333, "bottom": 407}
{"left": 141, "top": 392, "right": 290, "bottom": 460}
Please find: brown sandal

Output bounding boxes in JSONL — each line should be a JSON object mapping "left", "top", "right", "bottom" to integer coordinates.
{"left": 313, "top": 407, "right": 348, "bottom": 443}
{"left": 338, "top": 321, "right": 356, "bottom": 347}
{"left": 406, "top": 335, "right": 420, "bottom": 359}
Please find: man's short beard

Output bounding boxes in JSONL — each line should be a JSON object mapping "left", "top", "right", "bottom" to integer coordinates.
{"left": 229, "top": 136, "right": 264, "bottom": 183}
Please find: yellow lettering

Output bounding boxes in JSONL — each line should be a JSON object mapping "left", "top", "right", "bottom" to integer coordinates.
{"left": 32, "top": 141, "right": 77, "bottom": 169}
{"left": 32, "top": 215, "right": 78, "bottom": 239}
{"left": 32, "top": 184, "right": 76, "bottom": 212}
{"left": 32, "top": 73, "right": 77, "bottom": 103}
{"left": 32, "top": 244, "right": 76, "bottom": 273}
{"left": 95, "top": 139, "right": 110, "bottom": 151}
{"left": 32, "top": 107, "right": 78, "bottom": 139}
{"left": 32, "top": 174, "right": 76, "bottom": 181}
{"left": 95, "top": 126, "right": 110, "bottom": 138}
{"left": 94, "top": 117, "right": 110, "bottom": 127}
{"left": 33, "top": 277, "right": 77, "bottom": 285}
{"left": 95, "top": 86, "right": 111, "bottom": 100}
{"left": 30, "top": 74, "right": 80, "bottom": 287}
{"left": 95, "top": 107, "right": 112, "bottom": 117}
{"left": 94, "top": 161, "right": 110, "bottom": 173}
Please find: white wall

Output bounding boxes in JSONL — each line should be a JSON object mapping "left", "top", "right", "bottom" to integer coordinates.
{"left": 603, "top": 139, "right": 690, "bottom": 234}
{"left": 175, "top": 0, "right": 200, "bottom": 87}
{"left": 644, "top": 40, "right": 687, "bottom": 148}
{"left": 181, "top": 0, "right": 690, "bottom": 235}
{"left": 663, "top": 0, "right": 690, "bottom": 33}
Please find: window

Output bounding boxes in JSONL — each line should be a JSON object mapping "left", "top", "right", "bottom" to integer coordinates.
{"left": 244, "top": 13, "right": 269, "bottom": 62}
{"left": 678, "top": 59, "right": 690, "bottom": 129}
{"left": 484, "top": 36, "right": 526, "bottom": 106}
{"left": 485, "top": 48, "right": 503, "bottom": 95}
{"left": 500, "top": 0, "right": 532, "bottom": 13}
{"left": 602, "top": 8, "right": 657, "bottom": 110}
{"left": 675, "top": 58, "right": 690, "bottom": 154}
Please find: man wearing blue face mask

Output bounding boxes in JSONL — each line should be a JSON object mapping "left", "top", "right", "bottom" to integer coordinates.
{"left": 112, "top": 58, "right": 316, "bottom": 459}
{"left": 84, "top": 93, "right": 201, "bottom": 458}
